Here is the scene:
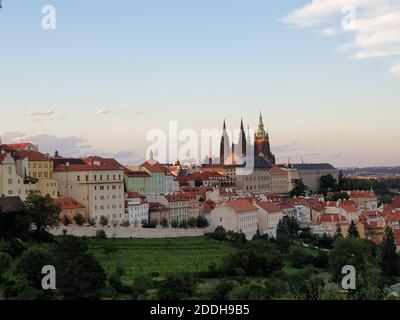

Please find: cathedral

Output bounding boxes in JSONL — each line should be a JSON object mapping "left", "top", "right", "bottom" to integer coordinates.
{"left": 219, "top": 112, "right": 276, "bottom": 166}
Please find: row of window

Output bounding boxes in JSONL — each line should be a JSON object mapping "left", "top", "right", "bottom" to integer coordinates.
{"left": 29, "top": 162, "right": 51, "bottom": 169}
{"left": 77, "top": 174, "right": 122, "bottom": 182}
{"left": 245, "top": 185, "right": 270, "bottom": 191}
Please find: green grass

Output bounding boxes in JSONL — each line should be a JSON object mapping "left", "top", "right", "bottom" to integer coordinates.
{"left": 87, "top": 236, "right": 237, "bottom": 282}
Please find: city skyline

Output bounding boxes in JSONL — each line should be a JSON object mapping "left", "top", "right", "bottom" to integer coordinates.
{"left": 1, "top": 0, "right": 399, "bottom": 167}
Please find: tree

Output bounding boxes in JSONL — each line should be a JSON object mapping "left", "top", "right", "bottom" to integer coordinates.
{"left": 171, "top": 220, "right": 179, "bottom": 228}
{"left": 73, "top": 213, "right": 85, "bottom": 226}
{"left": 0, "top": 252, "right": 13, "bottom": 275}
{"left": 196, "top": 216, "right": 209, "bottom": 228}
{"left": 54, "top": 236, "right": 107, "bottom": 300}
{"left": 290, "top": 247, "right": 310, "bottom": 268}
{"left": 158, "top": 273, "right": 197, "bottom": 300}
{"left": 329, "top": 237, "right": 376, "bottom": 282}
{"left": 334, "top": 225, "right": 343, "bottom": 239}
{"left": 290, "top": 179, "right": 308, "bottom": 197}
{"left": 320, "top": 174, "right": 337, "bottom": 191}
{"left": 347, "top": 221, "right": 360, "bottom": 238}
{"left": 160, "top": 218, "right": 169, "bottom": 228}
{"left": 99, "top": 215, "right": 109, "bottom": 227}
{"left": 209, "top": 280, "right": 236, "bottom": 300}
{"left": 16, "top": 246, "right": 54, "bottom": 290}
{"left": 0, "top": 205, "right": 31, "bottom": 241}
{"left": 24, "top": 191, "right": 61, "bottom": 241}
{"left": 63, "top": 216, "right": 72, "bottom": 226}
{"left": 378, "top": 226, "right": 398, "bottom": 277}
{"left": 187, "top": 217, "right": 197, "bottom": 228}
{"left": 228, "top": 282, "right": 267, "bottom": 300}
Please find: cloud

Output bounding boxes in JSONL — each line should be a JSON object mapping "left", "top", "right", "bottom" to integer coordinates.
{"left": 3, "top": 133, "right": 91, "bottom": 156}
{"left": 282, "top": 0, "right": 400, "bottom": 75}
{"left": 23, "top": 110, "right": 61, "bottom": 122}
{"left": 95, "top": 109, "right": 112, "bottom": 117}
{"left": 390, "top": 63, "right": 400, "bottom": 75}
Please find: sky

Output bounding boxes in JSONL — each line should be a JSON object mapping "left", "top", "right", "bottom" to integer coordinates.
{"left": 0, "top": 0, "right": 399, "bottom": 167}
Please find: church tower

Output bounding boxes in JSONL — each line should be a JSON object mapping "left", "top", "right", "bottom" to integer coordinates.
{"left": 254, "top": 112, "right": 276, "bottom": 164}
{"left": 238, "top": 118, "right": 246, "bottom": 158}
{"left": 220, "top": 120, "right": 230, "bottom": 165}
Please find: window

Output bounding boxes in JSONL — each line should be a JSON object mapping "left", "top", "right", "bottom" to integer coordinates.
{"left": 77, "top": 175, "right": 80, "bottom": 182}
{"left": 8, "top": 167, "right": 12, "bottom": 175}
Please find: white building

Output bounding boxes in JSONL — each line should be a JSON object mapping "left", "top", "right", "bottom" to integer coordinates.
{"left": 53, "top": 157, "right": 125, "bottom": 224}
{"left": 0, "top": 152, "right": 36, "bottom": 200}
{"left": 211, "top": 199, "right": 259, "bottom": 240}
{"left": 125, "top": 192, "right": 149, "bottom": 226}
{"left": 254, "top": 200, "right": 284, "bottom": 238}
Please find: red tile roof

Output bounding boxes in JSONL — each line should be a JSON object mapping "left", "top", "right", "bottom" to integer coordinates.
{"left": 339, "top": 200, "right": 358, "bottom": 213}
{"left": 141, "top": 160, "right": 169, "bottom": 173}
{"left": 124, "top": 168, "right": 151, "bottom": 177}
{"left": 255, "top": 200, "right": 282, "bottom": 213}
{"left": 53, "top": 198, "right": 85, "bottom": 210}
{"left": 226, "top": 199, "right": 258, "bottom": 213}
{"left": 14, "top": 150, "right": 50, "bottom": 162}
{"left": 320, "top": 214, "right": 347, "bottom": 224}
{"left": 54, "top": 156, "right": 124, "bottom": 172}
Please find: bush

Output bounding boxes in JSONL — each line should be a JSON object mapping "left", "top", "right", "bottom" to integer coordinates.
{"left": 158, "top": 273, "right": 197, "bottom": 300}
{"left": 160, "top": 218, "right": 169, "bottom": 228}
{"left": 290, "top": 247, "right": 311, "bottom": 269}
{"left": 96, "top": 230, "right": 107, "bottom": 239}
{"left": 209, "top": 280, "right": 237, "bottom": 300}
{"left": 73, "top": 213, "right": 85, "bottom": 226}
{"left": 63, "top": 216, "right": 72, "bottom": 226}
{"left": 179, "top": 220, "right": 188, "bottom": 229}
{"left": 142, "top": 221, "right": 157, "bottom": 229}
{"left": 171, "top": 221, "right": 179, "bottom": 229}
{"left": 0, "top": 252, "right": 13, "bottom": 275}
{"left": 196, "top": 216, "right": 209, "bottom": 228}
{"left": 207, "top": 226, "right": 227, "bottom": 241}
{"left": 99, "top": 216, "right": 109, "bottom": 227}
{"left": 312, "top": 251, "right": 329, "bottom": 269}
{"left": 187, "top": 217, "right": 197, "bottom": 228}
{"left": 228, "top": 282, "right": 267, "bottom": 300}
{"left": 0, "top": 239, "right": 27, "bottom": 259}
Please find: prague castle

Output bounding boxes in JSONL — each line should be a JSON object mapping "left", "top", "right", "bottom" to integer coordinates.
{"left": 219, "top": 112, "right": 276, "bottom": 166}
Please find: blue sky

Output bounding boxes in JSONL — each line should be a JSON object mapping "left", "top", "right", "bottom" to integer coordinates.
{"left": 0, "top": 0, "right": 399, "bottom": 167}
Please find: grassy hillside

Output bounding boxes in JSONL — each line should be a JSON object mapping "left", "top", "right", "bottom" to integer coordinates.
{"left": 87, "top": 236, "right": 237, "bottom": 282}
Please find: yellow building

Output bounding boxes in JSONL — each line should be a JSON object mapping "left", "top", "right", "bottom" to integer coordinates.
{"left": 271, "top": 166, "right": 290, "bottom": 194}
{"left": 14, "top": 150, "right": 58, "bottom": 198}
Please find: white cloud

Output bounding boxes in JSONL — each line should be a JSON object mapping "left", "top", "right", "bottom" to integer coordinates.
{"left": 282, "top": 0, "right": 400, "bottom": 76}
{"left": 94, "top": 109, "right": 111, "bottom": 117}
{"left": 23, "top": 110, "right": 60, "bottom": 121}
{"left": 390, "top": 63, "right": 400, "bottom": 75}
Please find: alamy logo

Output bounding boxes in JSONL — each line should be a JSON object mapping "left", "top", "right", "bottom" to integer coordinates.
{"left": 341, "top": 265, "right": 356, "bottom": 290}
{"left": 41, "top": 265, "right": 56, "bottom": 290}
{"left": 42, "top": 5, "right": 56, "bottom": 30}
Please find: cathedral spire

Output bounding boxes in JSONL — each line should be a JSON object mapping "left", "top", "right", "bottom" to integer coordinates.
{"left": 257, "top": 111, "right": 265, "bottom": 136}
{"left": 239, "top": 118, "right": 246, "bottom": 158}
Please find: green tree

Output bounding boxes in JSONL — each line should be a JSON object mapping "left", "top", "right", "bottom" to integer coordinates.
{"left": 54, "top": 236, "right": 107, "bottom": 300}
{"left": 24, "top": 191, "right": 61, "bottom": 241}
{"left": 290, "top": 179, "right": 308, "bottom": 197}
{"left": 73, "top": 213, "right": 85, "bottom": 226}
{"left": 160, "top": 218, "right": 169, "bottom": 228}
{"left": 187, "top": 217, "right": 197, "bottom": 228}
{"left": 16, "top": 246, "right": 54, "bottom": 289}
{"left": 209, "top": 280, "right": 237, "bottom": 300}
{"left": 63, "top": 216, "right": 72, "bottom": 226}
{"left": 158, "top": 273, "right": 197, "bottom": 300}
{"left": 320, "top": 174, "right": 337, "bottom": 191}
{"left": 334, "top": 225, "right": 343, "bottom": 239}
{"left": 99, "top": 215, "right": 109, "bottom": 227}
{"left": 378, "top": 226, "right": 398, "bottom": 277}
{"left": 0, "top": 252, "right": 13, "bottom": 275}
{"left": 347, "top": 221, "right": 360, "bottom": 238}
{"left": 329, "top": 237, "right": 376, "bottom": 282}
{"left": 228, "top": 282, "right": 267, "bottom": 300}
{"left": 196, "top": 215, "right": 209, "bottom": 228}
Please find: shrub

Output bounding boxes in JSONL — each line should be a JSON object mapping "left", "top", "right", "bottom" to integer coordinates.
{"left": 96, "top": 230, "right": 107, "bottom": 239}
{"left": 99, "top": 216, "right": 109, "bottom": 227}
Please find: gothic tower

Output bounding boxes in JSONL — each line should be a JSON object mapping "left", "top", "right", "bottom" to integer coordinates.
{"left": 220, "top": 120, "right": 230, "bottom": 165}
{"left": 254, "top": 112, "right": 276, "bottom": 164}
{"left": 238, "top": 118, "right": 247, "bottom": 158}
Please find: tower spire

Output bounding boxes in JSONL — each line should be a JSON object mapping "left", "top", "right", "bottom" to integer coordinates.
{"left": 257, "top": 111, "right": 265, "bottom": 136}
